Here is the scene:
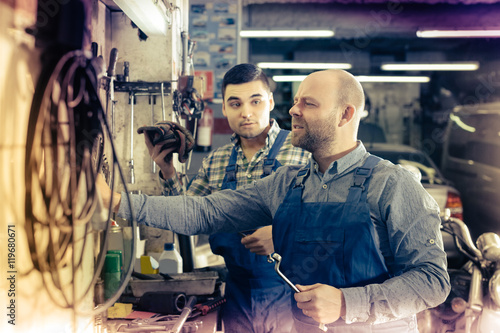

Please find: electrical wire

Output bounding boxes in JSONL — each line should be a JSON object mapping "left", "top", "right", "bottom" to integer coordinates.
{"left": 24, "top": 49, "right": 136, "bottom": 315}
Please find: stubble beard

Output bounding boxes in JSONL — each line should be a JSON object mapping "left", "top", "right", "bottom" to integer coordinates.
{"left": 292, "top": 120, "right": 336, "bottom": 153}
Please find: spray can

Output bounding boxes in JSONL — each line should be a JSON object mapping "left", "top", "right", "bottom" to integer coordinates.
{"left": 104, "top": 253, "right": 121, "bottom": 300}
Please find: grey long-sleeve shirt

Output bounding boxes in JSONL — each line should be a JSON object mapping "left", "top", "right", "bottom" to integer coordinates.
{"left": 118, "top": 142, "right": 450, "bottom": 325}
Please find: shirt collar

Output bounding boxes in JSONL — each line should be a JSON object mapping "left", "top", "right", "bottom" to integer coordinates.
{"left": 310, "top": 141, "right": 368, "bottom": 176}
{"left": 230, "top": 119, "right": 281, "bottom": 149}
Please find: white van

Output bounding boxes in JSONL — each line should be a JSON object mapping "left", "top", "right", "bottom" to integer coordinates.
{"left": 441, "top": 102, "right": 500, "bottom": 239}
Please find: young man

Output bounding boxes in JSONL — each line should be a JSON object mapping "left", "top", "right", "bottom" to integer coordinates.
{"left": 101, "top": 69, "right": 450, "bottom": 332}
{"left": 145, "top": 63, "right": 310, "bottom": 332}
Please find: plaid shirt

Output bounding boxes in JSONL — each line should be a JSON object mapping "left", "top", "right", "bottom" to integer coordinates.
{"left": 160, "top": 120, "right": 311, "bottom": 196}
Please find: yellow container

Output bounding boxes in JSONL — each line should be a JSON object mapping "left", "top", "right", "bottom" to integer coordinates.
{"left": 140, "top": 255, "right": 159, "bottom": 274}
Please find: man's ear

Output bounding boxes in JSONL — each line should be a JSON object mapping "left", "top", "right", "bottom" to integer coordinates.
{"left": 338, "top": 105, "right": 356, "bottom": 127}
{"left": 222, "top": 101, "right": 227, "bottom": 117}
{"left": 269, "top": 92, "right": 275, "bottom": 112}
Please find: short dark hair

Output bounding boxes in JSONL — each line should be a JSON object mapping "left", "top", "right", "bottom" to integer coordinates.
{"left": 222, "top": 63, "right": 270, "bottom": 99}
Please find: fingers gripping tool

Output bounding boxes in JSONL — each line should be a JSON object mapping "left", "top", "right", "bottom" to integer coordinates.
{"left": 268, "top": 253, "right": 328, "bottom": 332}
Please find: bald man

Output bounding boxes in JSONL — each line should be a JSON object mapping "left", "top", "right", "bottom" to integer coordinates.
{"left": 100, "top": 69, "right": 450, "bottom": 332}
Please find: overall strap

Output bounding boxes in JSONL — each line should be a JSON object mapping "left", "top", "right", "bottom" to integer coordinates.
{"left": 287, "top": 163, "right": 310, "bottom": 202}
{"left": 261, "top": 130, "right": 290, "bottom": 178}
{"left": 221, "top": 145, "right": 239, "bottom": 190}
{"left": 345, "top": 154, "right": 381, "bottom": 204}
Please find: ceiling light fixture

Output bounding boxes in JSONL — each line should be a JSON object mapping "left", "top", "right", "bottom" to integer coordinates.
{"left": 113, "top": 0, "right": 169, "bottom": 36}
{"left": 240, "top": 30, "right": 334, "bottom": 38}
{"left": 357, "top": 76, "right": 430, "bottom": 83}
{"left": 417, "top": 29, "right": 500, "bottom": 38}
{"left": 258, "top": 62, "right": 351, "bottom": 70}
{"left": 273, "top": 75, "right": 430, "bottom": 83}
{"left": 381, "top": 62, "right": 479, "bottom": 71}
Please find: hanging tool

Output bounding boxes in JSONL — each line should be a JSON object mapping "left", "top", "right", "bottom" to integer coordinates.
{"left": 181, "top": 31, "right": 189, "bottom": 76}
{"left": 170, "top": 295, "right": 197, "bottom": 333}
{"left": 150, "top": 94, "right": 156, "bottom": 174}
{"left": 161, "top": 82, "right": 167, "bottom": 121}
{"left": 123, "top": 61, "right": 130, "bottom": 82}
{"left": 107, "top": 48, "right": 118, "bottom": 136}
{"left": 129, "top": 92, "right": 135, "bottom": 184}
{"left": 268, "top": 253, "right": 328, "bottom": 332}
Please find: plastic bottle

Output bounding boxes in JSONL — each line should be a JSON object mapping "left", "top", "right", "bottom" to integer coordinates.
{"left": 159, "top": 243, "right": 183, "bottom": 275}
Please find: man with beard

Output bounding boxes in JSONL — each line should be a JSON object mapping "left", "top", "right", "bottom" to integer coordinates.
{"left": 99, "top": 69, "right": 450, "bottom": 332}
{"left": 144, "top": 63, "right": 310, "bottom": 333}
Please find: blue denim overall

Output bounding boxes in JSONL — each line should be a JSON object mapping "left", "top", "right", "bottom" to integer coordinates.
{"left": 272, "top": 155, "right": 418, "bottom": 333}
{"left": 210, "top": 130, "right": 293, "bottom": 332}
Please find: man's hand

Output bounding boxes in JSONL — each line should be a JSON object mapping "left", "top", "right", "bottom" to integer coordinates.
{"left": 96, "top": 174, "right": 121, "bottom": 213}
{"left": 144, "top": 134, "right": 177, "bottom": 179}
{"left": 295, "top": 283, "right": 346, "bottom": 325}
{"left": 240, "top": 226, "right": 274, "bottom": 255}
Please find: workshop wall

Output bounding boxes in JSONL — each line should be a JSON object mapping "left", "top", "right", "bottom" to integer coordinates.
{"left": 0, "top": 1, "right": 189, "bottom": 332}
{"left": 105, "top": 0, "right": 188, "bottom": 253}
{"left": 1, "top": 2, "right": 96, "bottom": 333}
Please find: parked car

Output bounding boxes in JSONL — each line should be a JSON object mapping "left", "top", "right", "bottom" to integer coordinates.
{"left": 358, "top": 122, "right": 387, "bottom": 143}
{"left": 441, "top": 102, "right": 500, "bottom": 239}
{"left": 366, "top": 143, "right": 463, "bottom": 220}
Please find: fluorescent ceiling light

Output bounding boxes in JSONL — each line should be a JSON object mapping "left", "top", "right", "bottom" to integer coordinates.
{"left": 381, "top": 62, "right": 479, "bottom": 71}
{"left": 417, "top": 30, "right": 500, "bottom": 38}
{"left": 113, "top": 0, "right": 169, "bottom": 36}
{"left": 240, "top": 30, "right": 334, "bottom": 38}
{"left": 258, "top": 62, "right": 351, "bottom": 70}
{"left": 273, "top": 75, "right": 430, "bottom": 83}
{"left": 273, "top": 75, "right": 307, "bottom": 82}
{"left": 356, "top": 76, "right": 430, "bottom": 83}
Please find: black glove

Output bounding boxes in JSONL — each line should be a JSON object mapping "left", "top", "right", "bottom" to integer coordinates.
{"left": 137, "top": 121, "right": 195, "bottom": 163}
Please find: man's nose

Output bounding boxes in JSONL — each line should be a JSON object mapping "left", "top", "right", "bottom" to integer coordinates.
{"left": 289, "top": 103, "right": 301, "bottom": 117}
{"left": 241, "top": 105, "right": 252, "bottom": 118}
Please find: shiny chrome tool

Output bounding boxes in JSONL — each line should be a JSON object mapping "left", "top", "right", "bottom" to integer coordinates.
{"left": 170, "top": 295, "right": 197, "bottom": 333}
{"left": 268, "top": 253, "right": 328, "bottom": 332}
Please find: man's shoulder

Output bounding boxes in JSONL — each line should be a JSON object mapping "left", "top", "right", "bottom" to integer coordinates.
{"left": 203, "top": 143, "right": 234, "bottom": 159}
{"left": 274, "top": 163, "right": 307, "bottom": 177}
{"left": 370, "top": 155, "right": 425, "bottom": 190}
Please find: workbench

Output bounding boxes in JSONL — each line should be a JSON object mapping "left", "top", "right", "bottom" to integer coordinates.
{"left": 104, "top": 309, "right": 221, "bottom": 333}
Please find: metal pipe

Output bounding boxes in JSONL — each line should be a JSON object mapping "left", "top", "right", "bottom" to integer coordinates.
{"left": 469, "top": 265, "right": 484, "bottom": 311}
{"left": 129, "top": 92, "right": 135, "bottom": 184}
{"left": 133, "top": 91, "right": 170, "bottom": 97}
{"left": 447, "top": 216, "right": 482, "bottom": 259}
{"left": 465, "top": 264, "right": 483, "bottom": 332}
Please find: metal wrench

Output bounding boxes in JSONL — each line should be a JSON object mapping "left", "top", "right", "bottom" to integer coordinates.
{"left": 170, "top": 295, "right": 197, "bottom": 333}
{"left": 268, "top": 253, "right": 328, "bottom": 332}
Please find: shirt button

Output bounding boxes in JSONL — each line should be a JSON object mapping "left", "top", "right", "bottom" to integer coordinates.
{"left": 409, "top": 321, "right": 416, "bottom": 329}
{"left": 246, "top": 174, "right": 252, "bottom": 179}
{"left": 322, "top": 184, "right": 327, "bottom": 189}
